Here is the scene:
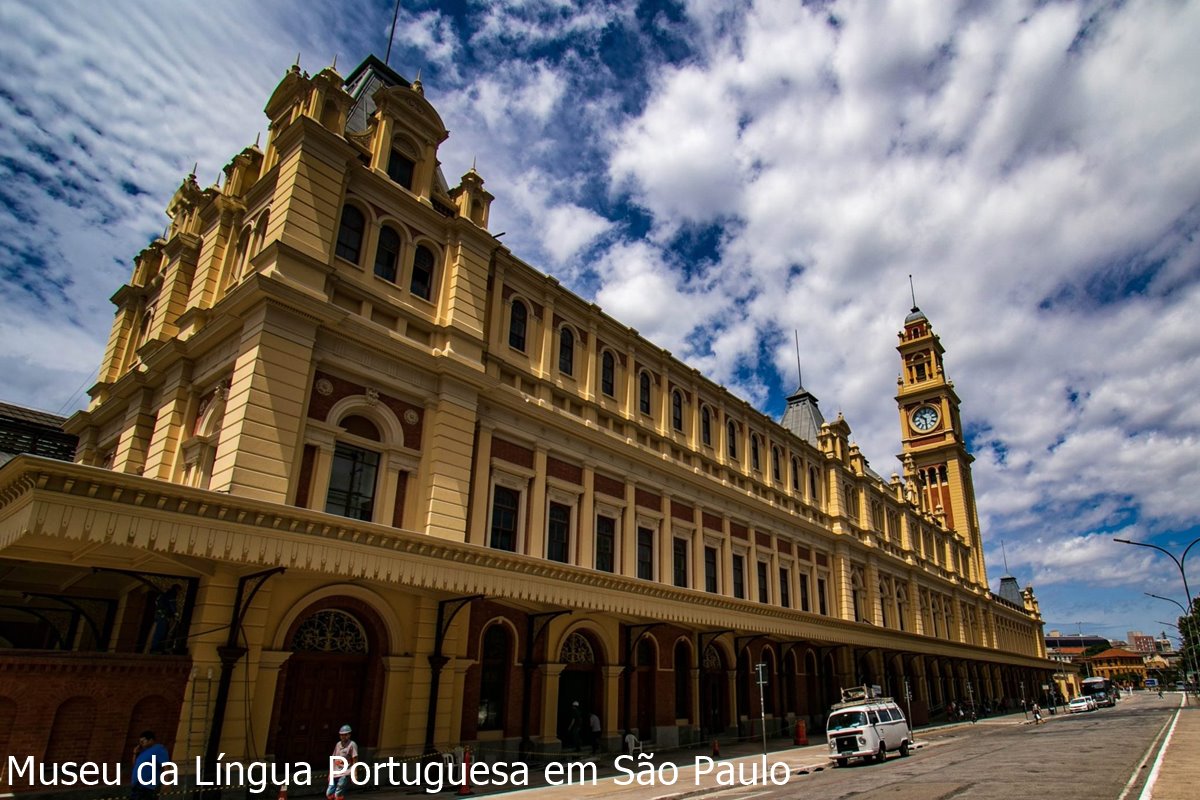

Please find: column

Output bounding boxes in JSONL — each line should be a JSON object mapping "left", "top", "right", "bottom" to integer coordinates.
{"left": 142, "top": 361, "right": 194, "bottom": 480}
{"left": 578, "top": 463, "right": 596, "bottom": 569}
{"left": 539, "top": 664, "right": 566, "bottom": 744}
{"left": 622, "top": 480, "right": 637, "bottom": 576}
{"left": 527, "top": 445, "right": 548, "bottom": 557}
{"left": 691, "top": 507, "right": 705, "bottom": 592}
{"left": 658, "top": 492, "right": 673, "bottom": 585}
{"left": 720, "top": 517, "right": 734, "bottom": 598}
{"left": 467, "top": 424, "right": 493, "bottom": 546}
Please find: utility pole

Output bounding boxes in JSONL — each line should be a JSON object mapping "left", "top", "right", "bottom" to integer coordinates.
{"left": 755, "top": 662, "right": 768, "bottom": 755}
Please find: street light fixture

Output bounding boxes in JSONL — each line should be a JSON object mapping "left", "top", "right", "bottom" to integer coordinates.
{"left": 1146, "top": 592, "right": 1199, "bottom": 692}
{"left": 1119, "top": 535, "right": 1200, "bottom": 697}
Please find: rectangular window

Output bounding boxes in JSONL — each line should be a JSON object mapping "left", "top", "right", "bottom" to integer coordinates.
{"left": 757, "top": 561, "right": 769, "bottom": 604}
{"left": 673, "top": 538, "right": 688, "bottom": 588}
{"left": 817, "top": 577, "right": 828, "bottom": 615}
{"left": 595, "top": 515, "right": 616, "bottom": 572}
{"left": 779, "top": 567, "right": 790, "bottom": 608}
{"left": 489, "top": 485, "right": 520, "bottom": 552}
{"left": 799, "top": 573, "right": 811, "bottom": 612}
{"left": 547, "top": 502, "right": 571, "bottom": 563}
{"left": 732, "top": 554, "right": 745, "bottom": 599}
{"left": 325, "top": 443, "right": 380, "bottom": 521}
{"left": 387, "top": 150, "right": 415, "bottom": 189}
{"left": 637, "top": 527, "right": 654, "bottom": 580}
{"left": 704, "top": 546, "right": 718, "bottom": 593}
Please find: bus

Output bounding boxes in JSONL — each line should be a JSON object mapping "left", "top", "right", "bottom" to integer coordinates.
{"left": 1081, "top": 676, "right": 1117, "bottom": 706}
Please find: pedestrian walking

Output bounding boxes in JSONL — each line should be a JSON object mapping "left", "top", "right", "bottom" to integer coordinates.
{"left": 131, "top": 731, "right": 169, "bottom": 800}
{"left": 327, "top": 725, "right": 358, "bottom": 800}
{"left": 567, "top": 701, "right": 584, "bottom": 752}
{"left": 1032, "top": 703, "right": 1042, "bottom": 725}
{"left": 589, "top": 710, "right": 602, "bottom": 753}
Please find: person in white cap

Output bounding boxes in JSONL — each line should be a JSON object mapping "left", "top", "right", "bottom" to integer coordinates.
{"left": 326, "top": 724, "right": 358, "bottom": 800}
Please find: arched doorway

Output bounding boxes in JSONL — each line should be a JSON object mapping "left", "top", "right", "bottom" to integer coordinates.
{"left": 274, "top": 605, "right": 383, "bottom": 764}
{"left": 700, "top": 644, "right": 728, "bottom": 736}
{"left": 556, "top": 631, "right": 603, "bottom": 749}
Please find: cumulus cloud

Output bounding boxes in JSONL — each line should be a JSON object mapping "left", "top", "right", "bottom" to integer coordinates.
{"left": 2, "top": 0, "right": 1199, "bottom": 639}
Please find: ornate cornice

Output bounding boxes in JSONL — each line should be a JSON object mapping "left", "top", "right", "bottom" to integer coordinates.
{"left": 0, "top": 456, "right": 1055, "bottom": 670}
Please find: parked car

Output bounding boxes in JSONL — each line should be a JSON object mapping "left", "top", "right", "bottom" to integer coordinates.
{"left": 1067, "top": 697, "right": 1093, "bottom": 713}
{"left": 826, "top": 686, "right": 913, "bottom": 767}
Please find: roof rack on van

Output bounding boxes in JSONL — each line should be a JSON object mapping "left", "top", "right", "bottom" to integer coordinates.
{"left": 830, "top": 685, "right": 896, "bottom": 711}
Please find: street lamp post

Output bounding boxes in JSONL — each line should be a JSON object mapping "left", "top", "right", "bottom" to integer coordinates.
{"left": 1147, "top": 592, "right": 1199, "bottom": 695}
{"left": 1118, "top": 535, "right": 1200, "bottom": 698}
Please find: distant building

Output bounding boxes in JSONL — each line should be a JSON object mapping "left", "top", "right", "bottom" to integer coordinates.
{"left": 1127, "top": 631, "right": 1157, "bottom": 654}
{"left": 0, "top": 401, "right": 77, "bottom": 467}
{"left": 1087, "top": 648, "right": 1148, "bottom": 687}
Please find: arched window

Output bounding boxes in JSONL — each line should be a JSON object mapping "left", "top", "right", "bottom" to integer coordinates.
{"left": 478, "top": 625, "right": 511, "bottom": 731}
{"left": 251, "top": 211, "right": 270, "bottom": 257}
{"left": 772, "top": 447, "right": 781, "bottom": 482}
{"left": 411, "top": 244, "right": 435, "bottom": 300}
{"left": 374, "top": 225, "right": 401, "bottom": 282}
{"left": 809, "top": 466, "right": 819, "bottom": 500}
{"left": 291, "top": 609, "right": 369, "bottom": 654}
{"left": 601, "top": 351, "right": 615, "bottom": 397}
{"left": 335, "top": 204, "right": 366, "bottom": 263}
{"left": 751, "top": 434, "right": 761, "bottom": 471}
{"left": 509, "top": 300, "right": 527, "bottom": 351}
{"left": 639, "top": 372, "right": 651, "bottom": 415}
{"left": 387, "top": 148, "right": 415, "bottom": 189}
{"left": 791, "top": 457, "right": 801, "bottom": 490}
{"left": 671, "top": 390, "right": 683, "bottom": 432}
{"left": 727, "top": 420, "right": 738, "bottom": 459}
{"left": 559, "top": 327, "right": 574, "bottom": 376}
{"left": 701, "top": 406, "right": 712, "bottom": 446}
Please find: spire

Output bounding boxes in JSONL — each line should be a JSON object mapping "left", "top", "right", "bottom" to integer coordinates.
{"left": 905, "top": 274, "right": 926, "bottom": 324}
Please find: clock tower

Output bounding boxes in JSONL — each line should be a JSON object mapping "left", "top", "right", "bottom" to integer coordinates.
{"left": 895, "top": 305, "right": 988, "bottom": 589}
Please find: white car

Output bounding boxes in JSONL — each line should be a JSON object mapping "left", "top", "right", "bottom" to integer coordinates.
{"left": 826, "top": 689, "right": 912, "bottom": 766}
{"left": 1067, "top": 697, "right": 1093, "bottom": 713}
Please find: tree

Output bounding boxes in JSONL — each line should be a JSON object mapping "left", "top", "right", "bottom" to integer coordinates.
{"left": 1178, "top": 596, "right": 1200, "bottom": 686}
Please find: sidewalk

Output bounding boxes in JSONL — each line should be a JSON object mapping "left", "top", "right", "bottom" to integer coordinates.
{"left": 1141, "top": 699, "right": 1200, "bottom": 800}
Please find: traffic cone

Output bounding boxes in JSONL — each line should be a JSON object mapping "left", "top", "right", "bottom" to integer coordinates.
{"left": 458, "top": 747, "right": 473, "bottom": 796}
{"left": 277, "top": 783, "right": 288, "bottom": 800}
{"left": 711, "top": 738, "right": 720, "bottom": 758}
{"left": 794, "top": 719, "right": 808, "bottom": 746}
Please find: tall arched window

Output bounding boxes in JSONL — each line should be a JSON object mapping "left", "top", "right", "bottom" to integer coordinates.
{"left": 559, "top": 327, "right": 574, "bottom": 376}
{"left": 410, "top": 244, "right": 435, "bottom": 300}
{"left": 791, "top": 457, "right": 801, "bottom": 490}
{"left": 671, "top": 390, "right": 683, "bottom": 432}
{"left": 478, "top": 625, "right": 511, "bottom": 731}
{"left": 601, "top": 351, "right": 615, "bottom": 397}
{"left": 727, "top": 420, "right": 738, "bottom": 459}
{"left": 335, "top": 204, "right": 365, "bottom": 263}
{"left": 509, "top": 300, "right": 527, "bottom": 351}
{"left": 772, "top": 447, "right": 781, "bottom": 482}
{"left": 639, "top": 371, "right": 651, "bottom": 415}
{"left": 374, "top": 226, "right": 401, "bottom": 282}
{"left": 701, "top": 406, "right": 712, "bottom": 446}
{"left": 751, "top": 434, "right": 761, "bottom": 471}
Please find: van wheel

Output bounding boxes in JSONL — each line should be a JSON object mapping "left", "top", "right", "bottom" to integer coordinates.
{"left": 875, "top": 745, "right": 886, "bottom": 763}
{"left": 836, "top": 758, "right": 847, "bottom": 768}
{"left": 900, "top": 740, "right": 910, "bottom": 757}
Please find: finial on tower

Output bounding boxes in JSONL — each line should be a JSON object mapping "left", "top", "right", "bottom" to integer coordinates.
{"left": 1002, "top": 540, "right": 1010, "bottom": 575}
{"left": 909, "top": 273, "right": 917, "bottom": 311}
{"left": 253, "top": 131, "right": 261, "bottom": 148}
{"left": 331, "top": 53, "right": 338, "bottom": 70}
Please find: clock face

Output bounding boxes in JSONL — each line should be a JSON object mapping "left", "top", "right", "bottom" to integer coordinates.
{"left": 912, "top": 405, "right": 940, "bottom": 432}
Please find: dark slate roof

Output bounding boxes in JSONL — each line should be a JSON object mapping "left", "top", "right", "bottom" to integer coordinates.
{"left": 997, "top": 575, "right": 1023, "bottom": 607}
{"left": 0, "top": 400, "right": 78, "bottom": 462}
{"left": 779, "top": 383, "right": 824, "bottom": 446}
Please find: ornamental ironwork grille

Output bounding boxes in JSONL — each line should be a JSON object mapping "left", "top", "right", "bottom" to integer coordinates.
{"left": 560, "top": 632, "right": 595, "bottom": 664}
{"left": 703, "top": 645, "right": 723, "bottom": 670}
{"left": 292, "top": 609, "right": 369, "bottom": 654}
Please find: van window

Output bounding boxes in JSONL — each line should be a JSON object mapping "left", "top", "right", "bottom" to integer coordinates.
{"left": 828, "top": 711, "right": 867, "bottom": 730}
{"left": 868, "top": 710, "right": 880, "bottom": 724}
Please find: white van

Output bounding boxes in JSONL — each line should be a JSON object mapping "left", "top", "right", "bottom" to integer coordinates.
{"left": 826, "top": 686, "right": 912, "bottom": 767}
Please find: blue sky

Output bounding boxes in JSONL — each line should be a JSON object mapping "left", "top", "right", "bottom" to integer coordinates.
{"left": 2, "top": 0, "right": 1199, "bottom": 645}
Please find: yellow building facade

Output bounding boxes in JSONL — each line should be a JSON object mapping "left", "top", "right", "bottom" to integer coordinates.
{"left": 0, "top": 55, "right": 1054, "bottom": 772}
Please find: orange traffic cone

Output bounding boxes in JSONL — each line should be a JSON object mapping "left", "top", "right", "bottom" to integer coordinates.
{"left": 794, "top": 719, "right": 808, "bottom": 746}
{"left": 711, "top": 738, "right": 720, "bottom": 758}
{"left": 458, "top": 747, "right": 473, "bottom": 796}
{"left": 277, "top": 783, "right": 288, "bottom": 800}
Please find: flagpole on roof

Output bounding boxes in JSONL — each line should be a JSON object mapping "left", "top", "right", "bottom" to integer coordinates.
{"left": 385, "top": 0, "right": 402, "bottom": 66}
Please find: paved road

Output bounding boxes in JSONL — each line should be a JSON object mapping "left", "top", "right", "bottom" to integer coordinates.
{"left": 490, "top": 692, "right": 1180, "bottom": 800}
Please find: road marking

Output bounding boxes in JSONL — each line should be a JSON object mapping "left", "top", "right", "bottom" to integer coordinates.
{"left": 1115, "top": 698, "right": 1181, "bottom": 800}
{"left": 1135, "top": 696, "right": 1184, "bottom": 800}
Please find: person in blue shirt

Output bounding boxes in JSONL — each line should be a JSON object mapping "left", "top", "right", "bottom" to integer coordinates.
{"left": 131, "top": 730, "right": 170, "bottom": 800}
